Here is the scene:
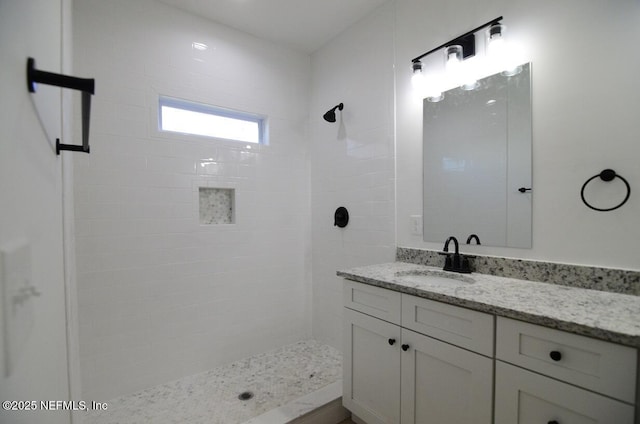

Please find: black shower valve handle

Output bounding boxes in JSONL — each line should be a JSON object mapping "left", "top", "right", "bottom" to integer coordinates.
{"left": 334, "top": 206, "right": 349, "bottom": 228}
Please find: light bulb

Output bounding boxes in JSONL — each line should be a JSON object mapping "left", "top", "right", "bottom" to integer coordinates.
{"left": 459, "top": 56, "right": 479, "bottom": 90}
{"left": 411, "top": 70, "right": 425, "bottom": 91}
{"left": 488, "top": 36, "right": 506, "bottom": 57}
{"left": 487, "top": 24, "right": 514, "bottom": 74}
{"left": 411, "top": 61, "right": 425, "bottom": 92}
{"left": 425, "top": 77, "right": 444, "bottom": 102}
{"left": 445, "top": 45, "right": 463, "bottom": 73}
{"left": 486, "top": 24, "right": 506, "bottom": 55}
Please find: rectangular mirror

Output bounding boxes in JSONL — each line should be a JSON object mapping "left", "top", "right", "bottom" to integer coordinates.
{"left": 423, "top": 63, "right": 532, "bottom": 248}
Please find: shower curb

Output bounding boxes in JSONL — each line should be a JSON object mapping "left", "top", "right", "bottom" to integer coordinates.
{"left": 239, "top": 380, "right": 348, "bottom": 424}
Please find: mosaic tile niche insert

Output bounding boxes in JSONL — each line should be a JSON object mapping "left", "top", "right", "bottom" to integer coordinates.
{"left": 199, "top": 187, "right": 234, "bottom": 224}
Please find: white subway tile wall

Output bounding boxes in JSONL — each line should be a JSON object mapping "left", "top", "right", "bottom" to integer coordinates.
{"left": 309, "top": 4, "right": 396, "bottom": 350}
{"left": 73, "top": 0, "right": 311, "bottom": 400}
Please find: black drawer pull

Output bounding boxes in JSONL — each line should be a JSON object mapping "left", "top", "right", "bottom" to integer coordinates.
{"left": 401, "top": 344, "right": 410, "bottom": 351}
{"left": 549, "top": 351, "right": 562, "bottom": 361}
{"left": 388, "top": 338, "right": 396, "bottom": 346}
{"left": 548, "top": 421, "right": 559, "bottom": 424}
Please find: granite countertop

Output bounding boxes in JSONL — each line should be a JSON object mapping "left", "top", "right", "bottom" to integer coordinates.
{"left": 337, "top": 262, "right": 640, "bottom": 348}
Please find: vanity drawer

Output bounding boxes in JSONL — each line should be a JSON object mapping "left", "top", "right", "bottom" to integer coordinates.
{"left": 344, "top": 280, "right": 401, "bottom": 325}
{"left": 495, "top": 361, "right": 635, "bottom": 424}
{"left": 401, "top": 295, "right": 494, "bottom": 356}
{"left": 496, "top": 316, "right": 637, "bottom": 403}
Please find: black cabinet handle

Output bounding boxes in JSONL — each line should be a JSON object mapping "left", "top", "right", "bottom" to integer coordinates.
{"left": 401, "top": 344, "right": 410, "bottom": 351}
{"left": 548, "top": 421, "right": 559, "bottom": 424}
{"left": 549, "top": 351, "right": 562, "bottom": 361}
{"left": 388, "top": 338, "right": 396, "bottom": 346}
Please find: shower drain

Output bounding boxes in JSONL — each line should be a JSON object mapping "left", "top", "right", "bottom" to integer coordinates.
{"left": 238, "top": 391, "right": 254, "bottom": 401}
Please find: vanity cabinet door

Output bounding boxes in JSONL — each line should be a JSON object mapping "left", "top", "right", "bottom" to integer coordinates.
{"left": 495, "top": 361, "right": 635, "bottom": 424}
{"left": 343, "top": 308, "right": 401, "bottom": 424}
{"left": 400, "top": 328, "right": 493, "bottom": 424}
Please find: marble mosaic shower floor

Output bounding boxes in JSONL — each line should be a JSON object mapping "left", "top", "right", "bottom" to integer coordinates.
{"left": 84, "top": 340, "right": 342, "bottom": 424}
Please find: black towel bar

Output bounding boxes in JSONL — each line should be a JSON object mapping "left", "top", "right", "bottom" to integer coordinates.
{"left": 27, "top": 57, "right": 95, "bottom": 154}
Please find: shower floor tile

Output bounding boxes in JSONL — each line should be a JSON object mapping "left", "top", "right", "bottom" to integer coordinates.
{"left": 83, "top": 340, "right": 342, "bottom": 424}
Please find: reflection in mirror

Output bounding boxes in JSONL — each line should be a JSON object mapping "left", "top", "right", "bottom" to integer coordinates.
{"left": 423, "top": 63, "right": 531, "bottom": 248}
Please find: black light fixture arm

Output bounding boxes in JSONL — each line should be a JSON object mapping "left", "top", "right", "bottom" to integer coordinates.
{"left": 27, "top": 57, "right": 95, "bottom": 155}
{"left": 411, "top": 16, "right": 503, "bottom": 64}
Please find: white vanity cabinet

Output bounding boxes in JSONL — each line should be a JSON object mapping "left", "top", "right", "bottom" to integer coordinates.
{"left": 343, "top": 279, "right": 640, "bottom": 424}
{"left": 343, "top": 281, "right": 494, "bottom": 424}
{"left": 495, "top": 316, "right": 637, "bottom": 424}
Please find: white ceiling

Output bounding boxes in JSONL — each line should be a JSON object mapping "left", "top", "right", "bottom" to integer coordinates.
{"left": 158, "top": 0, "right": 388, "bottom": 53}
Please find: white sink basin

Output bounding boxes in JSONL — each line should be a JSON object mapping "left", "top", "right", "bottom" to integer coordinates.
{"left": 394, "top": 269, "right": 475, "bottom": 285}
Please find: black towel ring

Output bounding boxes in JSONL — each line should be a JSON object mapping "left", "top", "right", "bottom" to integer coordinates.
{"left": 580, "top": 169, "right": 630, "bottom": 212}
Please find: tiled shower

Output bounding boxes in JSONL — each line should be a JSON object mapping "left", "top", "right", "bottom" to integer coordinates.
{"left": 74, "top": 0, "right": 311, "bottom": 401}
{"left": 72, "top": 0, "right": 395, "bottom": 411}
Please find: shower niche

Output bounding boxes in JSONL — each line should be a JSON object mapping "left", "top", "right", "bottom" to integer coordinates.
{"left": 199, "top": 187, "right": 235, "bottom": 225}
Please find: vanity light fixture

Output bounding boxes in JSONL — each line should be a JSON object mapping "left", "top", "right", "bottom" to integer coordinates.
{"left": 412, "top": 60, "right": 444, "bottom": 102}
{"left": 411, "top": 61, "right": 424, "bottom": 89}
{"left": 445, "top": 45, "right": 464, "bottom": 72}
{"left": 445, "top": 45, "right": 480, "bottom": 92}
{"left": 486, "top": 23, "right": 522, "bottom": 76}
{"left": 411, "top": 16, "right": 504, "bottom": 98}
{"left": 323, "top": 103, "right": 344, "bottom": 123}
{"left": 486, "top": 24, "right": 505, "bottom": 56}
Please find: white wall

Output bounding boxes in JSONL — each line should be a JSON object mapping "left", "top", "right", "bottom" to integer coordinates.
{"left": 73, "top": 0, "right": 311, "bottom": 400}
{"left": 396, "top": 0, "right": 640, "bottom": 270}
{"left": 310, "top": 3, "right": 396, "bottom": 350}
{"left": 0, "top": 0, "right": 72, "bottom": 423}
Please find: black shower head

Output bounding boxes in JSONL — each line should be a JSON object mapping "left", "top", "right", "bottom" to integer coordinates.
{"left": 323, "top": 103, "right": 343, "bottom": 122}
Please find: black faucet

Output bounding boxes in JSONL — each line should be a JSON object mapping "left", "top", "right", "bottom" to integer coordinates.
{"left": 442, "top": 236, "right": 472, "bottom": 273}
{"left": 466, "top": 234, "right": 481, "bottom": 245}
{"left": 443, "top": 236, "right": 459, "bottom": 254}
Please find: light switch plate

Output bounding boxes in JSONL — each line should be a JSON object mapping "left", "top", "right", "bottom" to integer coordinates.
{"left": 0, "top": 240, "right": 34, "bottom": 377}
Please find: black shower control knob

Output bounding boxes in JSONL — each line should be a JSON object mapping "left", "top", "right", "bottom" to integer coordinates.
{"left": 334, "top": 206, "right": 349, "bottom": 228}
{"left": 388, "top": 338, "right": 396, "bottom": 345}
{"left": 401, "top": 344, "right": 410, "bottom": 351}
{"left": 549, "top": 351, "right": 562, "bottom": 361}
